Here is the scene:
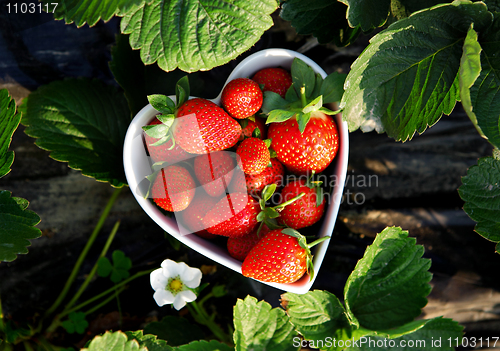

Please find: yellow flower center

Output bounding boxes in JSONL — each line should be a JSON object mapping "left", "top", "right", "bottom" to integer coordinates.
{"left": 168, "top": 277, "right": 184, "bottom": 294}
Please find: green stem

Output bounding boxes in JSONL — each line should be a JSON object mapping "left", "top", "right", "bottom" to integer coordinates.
{"left": 275, "top": 192, "right": 305, "bottom": 210}
{"left": 22, "top": 341, "right": 34, "bottom": 351}
{"left": 83, "top": 287, "right": 125, "bottom": 316}
{"left": 62, "top": 220, "right": 121, "bottom": 313}
{"left": 300, "top": 86, "right": 307, "bottom": 108}
{"left": 188, "top": 301, "right": 231, "bottom": 344}
{"left": 0, "top": 296, "right": 5, "bottom": 332}
{"left": 45, "top": 188, "right": 123, "bottom": 317}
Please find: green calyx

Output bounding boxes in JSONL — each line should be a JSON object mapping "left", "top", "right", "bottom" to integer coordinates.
{"left": 261, "top": 57, "right": 344, "bottom": 133}
{"left": 141, "top": 76, "right": 191, "bottom": 145}
{"left": 281, "top": 227, "right": 330, "bottom": 280}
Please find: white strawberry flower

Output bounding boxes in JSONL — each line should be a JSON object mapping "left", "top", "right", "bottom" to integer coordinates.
{"left": 150, "top": 259, "right": 202, "bottom": 310}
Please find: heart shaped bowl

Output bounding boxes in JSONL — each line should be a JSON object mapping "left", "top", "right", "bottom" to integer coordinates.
{"left": 123, "top": 48, "right": 349, "bottom": 294}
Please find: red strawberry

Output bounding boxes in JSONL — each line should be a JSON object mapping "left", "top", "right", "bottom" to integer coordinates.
{"left": 239, "top": 116, "right": 267, "bottom": 140}
{"left": 174, "top": 98, "right": 241, "bottom": 154}
{"left": 236, "top": 137, "right": 270, "bottom": 175}
{"left": 278, "top": 179, "right": 325, "bottom": 229}
{"left": 232, "top": 158, "right": 285, "bottom": 198}
{"left": 194, "top": 151, "right": 235, "bottom": 197}
{"left": 144, "top": 117, "right": 190, "bottom": 164}
{"left": 252, "top": 68, "right": 292, "bottom": 98}
{"left": 221, "top": 78, "right": 263, "bottom": 119}
{"left": 202, "top": 193, "right": 259, "bottom": 238}
{"left": 151, "top": 165, "right": 196, "bottom": 212}
{"left": 242, "top": 228, "right": 328, "bottom": 284}
{"left": 268, "top": 111, "right": 339, "bottom": 174}
{"left": 179, "top": 191, "right": 219, "bottom": 239}
{"left": 227, "top": 224, "right": 269, "bottom": 261}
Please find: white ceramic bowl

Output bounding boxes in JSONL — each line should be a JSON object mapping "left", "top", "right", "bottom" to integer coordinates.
{"left": 123, "top": 48, "right": 349, "bottom": 294}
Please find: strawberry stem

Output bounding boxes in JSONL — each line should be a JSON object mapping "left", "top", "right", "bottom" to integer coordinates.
{"left": 307, "top": 236, "right": 331, "bottom": 249}
{"left": 300, "top": 86, "right": 307, "bottom": 108}
{"left": 275, "top": 192, "right": 305, "bottom": 210}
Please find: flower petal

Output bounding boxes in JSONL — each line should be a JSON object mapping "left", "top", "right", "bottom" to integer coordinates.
{"left": 153, "top": 289, "right": 175, "bottom": 307}
{"left": 161, "top": 259, "right": 181, "bottom": 278}
{"left": 179, "top": 289, "right": 197, "bottom": 303}
{"left": 150, "top": 268, "right": 169, "bottom": 291}
{"left": 182, "top": 267, "right": 202, "bottom": 289}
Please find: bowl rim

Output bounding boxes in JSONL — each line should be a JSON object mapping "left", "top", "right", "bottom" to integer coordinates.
{"left": 123, "top": 48, "right": 350, "bottom": 294}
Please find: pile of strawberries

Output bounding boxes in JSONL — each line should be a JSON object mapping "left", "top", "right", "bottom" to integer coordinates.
{"left": 141, "top": 59, "right": 341, "bottom": 285}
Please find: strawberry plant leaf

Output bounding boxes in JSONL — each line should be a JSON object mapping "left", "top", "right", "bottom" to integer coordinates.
{"left": 83, "top": 331, "right": 146, "bottom": 351}
{"left": 280, "top": 0, "right": 360, "bottom": 47}
{"left": 62, "top": 312, "right": 88, "bottom": 335}
{"left": 126, "top": 331, "right": 173, "bottom": 351}
{"left": 121, "top": 0, "right": 278, "bottom": 73}
{"left": 344, "top": 226, "right": 432, "bottom": 330}
{"left": 233, "top": 296, "right": 298, "bottom": 351}
{"left": 281, "top": 290, "right": 353, "bottom": 345}
{"left": 458, "top": 156, "right": 500, "bottom": 252}
{"left": 291, "top": 58, "right": 317, "bottom": 100}
{"left": 267, "top": 110, "right": 297, "bottom": 124}
{"left": 0, "top": 89, "right": 21, "bottom": 178}
{"left": 340, "top": 1, "right": 493, "bottom": 141}
{"left": 463, "top": 13, "right": 500, "bottom": 149}
{"left": 19, "top": 78, "right": 131, "bottom": 188}
{"left": 321, "top": 72, "right": 347, "bottom": 104}
{"left": 147, "top": 95, "right": 176, "bottom": 114}
{"left": 175, "top": 76, "right": 190, "bottom": 108}
{"left": 98, "top": 250, "right": 132, "bottom": 283}
{"left": 262, "top": 92, "right": 289, "bottom": 114}
{"left": 176, "top": 340, "right": 234, "bottom": 351}
{"left": 0, "top": 190, "right": 42, "bottom": 262}
{"left": 44, "top": 0, "right": 145, "bottom": 27}
{"left": 339, "top": 0, "right": 391, "bottom": 32}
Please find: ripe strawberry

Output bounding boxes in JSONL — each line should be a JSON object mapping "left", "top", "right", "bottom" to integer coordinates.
{"left": 194, "top": 151, "right": 235, "bottom": 197}
{"left": 278, "top": 179, "right": 325, "bottom": 229}
{"left": 150, "top": 165, "right": 196, "bottom": 212}
{"left": 242, "top": 228, "right": 328, "bottom": 284}
{"left": 227, "top": 224, "right": 269, "bottom": 261}
{"left": 202, "top": 193, "right": 260, "bottom": 238}
{"left": 239, "top": 116, "right": 267, "bottom": 140}
{"left": 252, "top": 68, "right": 292, "bottom": 98}
{"left": 268, "top": 111, "right": 339, "bottom": 174}
{"left": 221, "top": 78, "right": 263, "bottom": 119}
{"left": 179, "top": 191, "right": 219, "bottom": 239}
{"left": 236, "top": 137, "right": 270, "bottom": 175}
{"left": 144, "top": 117, "right": 190, "bottom": 164}
{"left": 174, "top": 98, "right": 241, "bottom": 154}
{"left": 231, "top": 158, "right": 285, "bottom": 198}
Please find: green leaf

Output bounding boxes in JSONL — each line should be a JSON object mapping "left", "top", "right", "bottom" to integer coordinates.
{"left": 280, "top": 0, "right": 360, "bottom": 46}
{"left": 340, "top": 1, "right": 493, "bottom": 141}
{"left": 143, "top": 316, "right": 204, "bottom": 347}
{"left": 20, "top": 78, "right": 131, "bottom": 188}
{"left": 339, "top": 0, "right": 391, "bottom": 32}
{"left": 175, "top": 76, "right": 190, "bottom": 108}
{"left": 344, "top": 227, "right": 432, "bottom": 330}
{"left": 97, "top": 257, "right": 113, "bottom": 278}
{"left": 0, "top": 89, "right": 21, "bottom": 178}
{"left": 291, "top": 58, "right": 317, "bottom": 99}
{"left": 4, "top": 321, "right": 31, "bottom": 344}
{"left": 98, "top": 250, "right": 132, "bottom": 283}
{"left": 464, "top": 13, "right": 500, "bottom": 149}
{"left": 234, "top": 296, "right": 298, "bottom": 351}
{"left": 45, "top": 0, "right": 145, "bottom": 27}
{"left": 458, "top": 156, "right": 500, "bottom": 249}
{"left": 176, "top": 340, "right": 234, "bottom": 351}
{"left": 147, "top": 95, "right": 176, "bottom": 114}
{"left": 120, "top": 0, "right": 278, "bottom": 73}
{"left": 350, "top": 317, "right": 463, "bottom": 351}
{"left": 126, "top": 331, "right": 173, "bottom": 351}
{"left": 281, "top": 291, "right": 352, "bottom": 344}
{"left": 262, "top": 92, "right": 290, "bottom": 114}
{"left": 321, "top": 72, "right": 347, "bottom": 104}
{"left": 0, "top": 190, "right": 41, "bottom": 262}
{"left": 303, "top": 96, "right": 323, "bottom": 114}
{"left": 266, "top": 110, "right": 297, "bottom": 124}
{"left": 83, "top": 331, "right": 146, "bottom": 351}
{"left": 62, "top": 312, "right": 88, "bottom": 335}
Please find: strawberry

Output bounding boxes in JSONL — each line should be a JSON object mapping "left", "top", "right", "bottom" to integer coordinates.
{"left": 252, "top": 68, "right": 292, "bottom": 98}
{"left": 202, "top": 193, "right": 260, "bottom": 238}
{"left": 241, "top": 228, "right": 329, "bottom": 284}
{"left": 268, "top": 111, "right": 339, "bottom": 174}
{"left": 194, "top": 151, "right": 235, "bottom": 197}
{"left": 150, "top": 165, "right": 196, "bottom": 212}
{"left": 144, "top": 117, "right": 190, "bottom": 164}
{"left": 278, "top": 178, "right": 325, "bottom": 229}
{"left": 236, "top": 137, "right": 271, "bottom": 175}
{"left": 221, "top": 78, "right": 263, "bottom": 119}
{"left": 179, "top": 191, "right": 219, "bottom": 239}
{"left": 239, "top": 116, "right": 267, "bottom": 140}
{"left": 227, "top": 224, "right": 269, "bottom": 261}
{"left": 231, "top": 158, "right": 285, "bottom": 198}
{"left": 174, "top": 98, "right": 241, "bottom": 154}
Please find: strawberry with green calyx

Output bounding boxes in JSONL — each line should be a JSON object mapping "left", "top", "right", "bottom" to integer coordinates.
{"left": 146, "top": 164, "right": 196, "bottom": 212}
{"left": 241, "top": 227, "right": 330, "bottom": 284}
{"left": 278, "top": 176, "right": 325, "bottom": 230}
{"left": 238, "top": 116, "right": 267, "bottom": 140}
{"left": 236, "top": 137, "right": 271, "bottom": 175}
{"left": 231, "top": 157, "right": 285, "bottom": 198}
{"left": 252, "top": 67, "right": 293, "bottom": 98}
{"left": 144, "top": 117, "right": 190, "bottom": 164}
{"left": 221, "top": 78, "right": 263, "bottom": 119}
